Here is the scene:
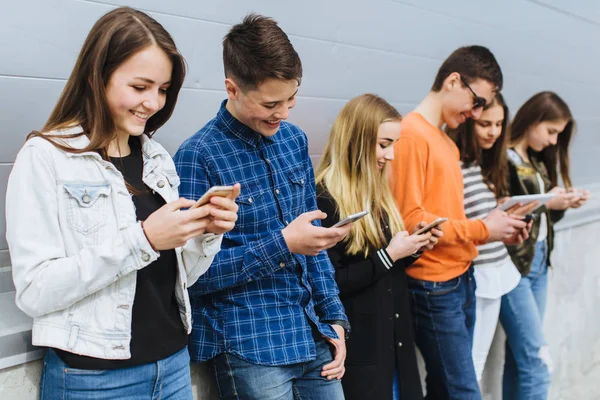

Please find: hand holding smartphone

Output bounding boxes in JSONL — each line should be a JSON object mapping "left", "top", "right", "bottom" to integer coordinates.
{"left": 332, "top": 210, "right": 369, "bottom": 228}
{"left": 190, "top": 186, "right": 235, "bottom": 209}
{"left": 412, "top": 218, "right": 448, "bottom": 235}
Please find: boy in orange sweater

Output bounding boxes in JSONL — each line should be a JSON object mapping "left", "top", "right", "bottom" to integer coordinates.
{"left": 390, "top": 46, "right": 528, "bottom": 399}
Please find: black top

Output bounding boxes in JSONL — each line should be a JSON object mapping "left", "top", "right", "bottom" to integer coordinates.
{"left": 316, "top": 185, "right": 424, "bottom": 400}
{"left": 56, "top": 137, "right": 187, "bottom": 369}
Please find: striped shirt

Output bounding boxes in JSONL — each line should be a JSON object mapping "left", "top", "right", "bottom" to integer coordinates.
{"left": 461, "top": 162, "right": 510, "bottom": 267}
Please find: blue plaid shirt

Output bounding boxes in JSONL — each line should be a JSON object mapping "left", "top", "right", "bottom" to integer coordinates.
{"left": 174, "top": 100, "right": 348, "bottom": 365}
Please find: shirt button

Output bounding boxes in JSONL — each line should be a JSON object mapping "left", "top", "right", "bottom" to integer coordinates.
{"left": 398, "top": 342, "right": 403, "bottom": 348}
{"left": 248, "top": 198, "right": 253, "bottom": 204}
{"left": 82, "top": 194, "right": 91, "bottom": 204}
{"left": 275, "top": 189, "right": 280, "bottom": 195}
{"left": 395, "top": 313, "right": 400, "bottom": 319}
{"left": 141, "top": 252, "right": 151, "bottom": 262}
{"left": 157, "top": 180, "right": 165, "bottom": 188}
{"left": 266, "top": 159, "right": 271, "bottom": 163}
{"left": 279, "top": 262, "right": 285, "bottom": 268}
{"left": 300, "top": 179, "right": 304, "bottom": 184}
{"left": 285, "top": 220, "right": 289, "bottom": 225}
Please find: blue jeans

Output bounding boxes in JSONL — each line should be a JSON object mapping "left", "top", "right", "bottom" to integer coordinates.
{"left": 209, "top": 338, "right": 344, "bottom": 400}
{"left": 392, "top": 369, "right": 400, "bottom": 400}
{"left": 407, "top": 266, "right": 480, "bottom": 400}
{"left": 500, "top": 240, "right": 551, "bottom": 400}
{"left": 40, "top": 347, "right": 193, "bottom": 400}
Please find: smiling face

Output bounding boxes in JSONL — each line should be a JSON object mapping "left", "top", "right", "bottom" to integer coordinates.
{"left": 442, "top": 75, "right": 496, "bottom": 129}
{"left": 225, "top": 77, "right": 298, "bottom": 137}
{"left": 525, "top": 119, "right": 569, "bottom": 152}
{"left": 105, "top": 44, "right": 172, "bottom": 139}
{"left": 473, "top": 103, "right": 504, "bottom": 150}
{"left": 375, "top": 120, "right": 401, "bottom": 170}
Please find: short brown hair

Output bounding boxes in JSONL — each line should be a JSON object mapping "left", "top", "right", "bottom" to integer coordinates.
{"left": 431, "top": 46, "right": 503, "bottom": 92}
{"left": 223, "top": 13, "right": 302, "bottom": 90}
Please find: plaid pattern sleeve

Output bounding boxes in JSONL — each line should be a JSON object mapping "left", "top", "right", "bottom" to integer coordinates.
{"left": 173, "top": 101, "right": 348, "bottom": 365}
{"left": 174, "top": 140, "right": 294, "bottom": 295}
{"left": 301, "top": 155, "right": 347, "bottom": 328}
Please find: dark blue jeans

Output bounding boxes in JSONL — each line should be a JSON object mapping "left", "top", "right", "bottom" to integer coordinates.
{"left": 408, "top": 266, "right": 480, "bottom": 400}
{"left": 40, "top": 347, "right": 193, "bottom": 400}
{"left": 209, "top": 338, "right": 344, "bottom": 400}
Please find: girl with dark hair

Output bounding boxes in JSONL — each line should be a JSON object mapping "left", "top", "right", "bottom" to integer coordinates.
{"left": 449, "top": 93, "right": 533, "bottom": 384}
{"left": 500, "top": 91, "right": 589, "bottom": 400}
{"left": 6, "top": 7, "right": 238, "bottom": 398}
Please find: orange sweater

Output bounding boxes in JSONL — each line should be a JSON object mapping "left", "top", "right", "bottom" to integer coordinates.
{"left": 390, "top": 112, "right": 489, "bottom": 282}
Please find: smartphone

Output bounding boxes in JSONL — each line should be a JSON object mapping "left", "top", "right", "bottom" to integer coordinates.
{"left": 412, "top": 217, "right": 448, "bottom": 236}
{"left": 332, "top": 210, "right": 369, "bottom": 228}
{"left": 190, "top": 185, "right": 234, "bottom": 209}
{"left": 523, "top": 214, "right": 534, "bottom": 224}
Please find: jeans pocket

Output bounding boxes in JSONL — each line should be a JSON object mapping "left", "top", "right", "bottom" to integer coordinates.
{"left": 428, "top": 277, "right": 461, "bottom": 296}
{"left": 408, "top": 276, "right": 462, "bottom": 297}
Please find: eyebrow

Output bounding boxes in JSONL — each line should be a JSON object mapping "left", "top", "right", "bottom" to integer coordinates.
{"left": 379, "top": 137, "right": 394, "bottom": 142}
{"left": 134, "top": 77, "right": 171, "bottom": 85}
{"left": 263, "top": 89, "right": 299, "bottom": 105}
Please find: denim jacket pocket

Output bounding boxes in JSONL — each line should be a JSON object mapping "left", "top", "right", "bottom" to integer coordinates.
{"left": 63, "top": 182, "right": 111, "bottom": 235}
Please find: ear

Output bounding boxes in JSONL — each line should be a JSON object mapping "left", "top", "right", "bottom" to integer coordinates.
{"left": 444, "top": 72, "right": 461, "bottom": 92}
{"left": 225, "top": 78, "right": 240, "bottom": 101}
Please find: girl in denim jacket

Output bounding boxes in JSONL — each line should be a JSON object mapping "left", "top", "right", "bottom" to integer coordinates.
{"left": 6, "top": 7, "right": 238, "bottom": 399}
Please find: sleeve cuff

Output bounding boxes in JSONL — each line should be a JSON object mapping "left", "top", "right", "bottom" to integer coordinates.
{"left": 376, "top": 248, "right": 394, "bottom": 269}
{"left": 259, "top": 229, "right": 296, "bottom": 273}
{"left": 189, "top": 233, "right": 223, "bottom": 257}
{"left": 127, "top": 222, "right": 160, "bottom": 270}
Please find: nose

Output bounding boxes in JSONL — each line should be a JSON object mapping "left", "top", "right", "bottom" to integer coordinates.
{"left": 491, "top": 125, "right": 502, "bottom": 138}
{"left": 549, "top": 135, "right": 558, "bottom": 145}
{"left": 274, "top": 103, "right": 289, "bottom": 120}
{"left": 384, "top": 147, "right": 394, "bottom": 161}
{"left": 142, "top": 91, "right": 161, "bottom": 113}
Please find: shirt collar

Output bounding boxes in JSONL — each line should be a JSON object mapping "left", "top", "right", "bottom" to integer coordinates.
{"left": 216, "top": 99, "right": 276, "bottom": 147}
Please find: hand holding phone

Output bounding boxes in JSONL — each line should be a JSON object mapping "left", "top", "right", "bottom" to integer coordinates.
{"left": 190, "top": 186, "right": 235, "bottom": 209}
{"left": 412, "top": 218, "right": 448, "bottom": 236}
{"left": 332, "top": 210, "right": 369, "bottom": 228}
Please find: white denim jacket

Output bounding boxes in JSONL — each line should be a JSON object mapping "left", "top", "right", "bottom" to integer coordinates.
{"left": 6, "top": 126, "right": 222, "bottom": 360}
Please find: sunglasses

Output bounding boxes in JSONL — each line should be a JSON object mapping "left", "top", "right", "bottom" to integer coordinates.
{"left": 460, "top": 76, "right": 487, "bottom": 110}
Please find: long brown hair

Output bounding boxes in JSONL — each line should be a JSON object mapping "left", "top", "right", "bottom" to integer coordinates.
{"left": 28, "top": 7, "right": 186, "bottom": 157}
{"left": 448, "top": 93, "right": 509, "bottom": 197}
{"left": 510, "top": 91, "right": 574, "bottom": 188}
{"left": 316, "top": 94, "right": 404, "bottom": 256}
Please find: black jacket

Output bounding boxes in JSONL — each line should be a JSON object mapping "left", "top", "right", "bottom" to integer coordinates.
{"left": 317, "top": 186, "right": 423, "bottom": 400}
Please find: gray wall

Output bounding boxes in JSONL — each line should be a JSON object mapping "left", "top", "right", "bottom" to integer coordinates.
{"left": 1, "top": 0, "right": 600, "bottom": 398}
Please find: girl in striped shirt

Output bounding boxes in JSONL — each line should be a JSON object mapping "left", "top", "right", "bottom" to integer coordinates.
{"left": 449, "top": 93, "right": 530, "bottom": 384}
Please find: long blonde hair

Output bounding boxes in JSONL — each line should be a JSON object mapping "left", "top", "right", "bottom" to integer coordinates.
{"left": 316, "top": 94, "right": 404, "bottom": 256}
